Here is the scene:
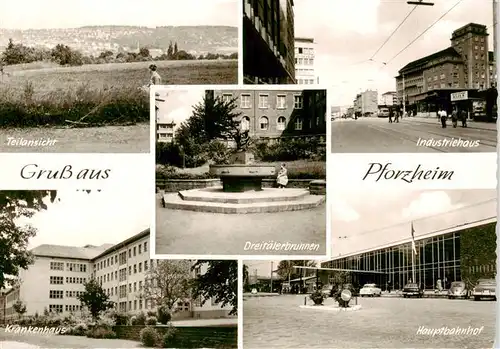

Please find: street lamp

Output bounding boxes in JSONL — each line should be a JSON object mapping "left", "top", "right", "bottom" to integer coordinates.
{"left": 407, "top": 1, "right": 434, "bottom": 5}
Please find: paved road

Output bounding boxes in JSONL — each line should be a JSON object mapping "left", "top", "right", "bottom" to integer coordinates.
{"left": 243, "top": 295, "right": 495, "bottom": 348}
{"left": 155, "top": 196, "right": 326, "bottom": 256}
{"left": 332, "top": 117, "right": 497, "bottom": 153}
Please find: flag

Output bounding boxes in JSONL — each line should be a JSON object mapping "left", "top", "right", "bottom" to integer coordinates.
{"left": 411, "top": 222, "right": 417, "bottom": 255}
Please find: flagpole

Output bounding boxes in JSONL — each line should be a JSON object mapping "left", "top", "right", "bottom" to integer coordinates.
{"left": 411, "top": 222, "right": 416, "bottom": 284}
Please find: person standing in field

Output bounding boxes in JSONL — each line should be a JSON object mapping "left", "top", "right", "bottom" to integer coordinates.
{"left": 148, "top": 64, "right": 162, "bottom": 85}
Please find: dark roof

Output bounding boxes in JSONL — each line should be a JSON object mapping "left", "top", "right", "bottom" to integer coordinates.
{"left": 399, "top": 47, "right": 462, "bottom": 74}
{"left": 31, "top": 243, "right": 113, "bottom": 260}
{"left": 92, "top": 228, "right": 150, "bottom": 260}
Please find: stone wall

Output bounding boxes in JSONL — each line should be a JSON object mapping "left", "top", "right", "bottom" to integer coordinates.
{"left": 113, "top": 325, "right": 237, "bottom": 348}
{"left": 157, "top": 179, "right": 221, "bottom": 192}
{"left": 262, "top": 179, "right": 312, "bottom": 188}
{"left": 309, "top": 180, "right": 326, "bottom": 195}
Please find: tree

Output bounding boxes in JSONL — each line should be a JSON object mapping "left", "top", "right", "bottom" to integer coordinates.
{"left": 173, "top": 42, "right": 178, "bottom": 56}
{"left": 13, "top": 300, "right": 27, "bottom": 319}
{"left": 141, "top": 260, "right": 192, "bottom": 312}
{"left": 276, "top": 260, "right": 317, "bottom": 282}
{"left": 0, "top": 191, "right": 59, "bottom": 289}
{"left": 243, "top": 264, "right": 250, "bottom": 292}
{"left": 139, "top": 47, "right": 150, "bottom": 58}
{"left": 78, "top": 278, "right": 114, "bottom": 320}
{"left": 190, "top": 260, "right": 238, "bottom": 315}
{"left": 188, "top": 95, "right": 250, "bottom": 151}
{"left": 167, "top": 41, "right": 174, "bottom": 59}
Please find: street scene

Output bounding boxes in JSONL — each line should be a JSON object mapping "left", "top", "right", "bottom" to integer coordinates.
{"left": 316, "top": 0, "right": 495, "bottom": 153}
{"left": 243, "top": 188, "right": 497, "bottom": 348}
{"left": 0, "top": 191, "right": 237, "bottom": 349}
{"left": 332, "top": 115, "right": 497, "bottom": 152}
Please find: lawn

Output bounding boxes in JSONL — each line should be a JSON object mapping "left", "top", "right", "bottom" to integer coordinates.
{"left": 0, "top": 59, "right": 238, "bottom": 99}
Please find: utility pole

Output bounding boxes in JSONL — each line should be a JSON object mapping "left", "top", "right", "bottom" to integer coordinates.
{"left": 270, "top": 262, "right": 273, "bottom": 293}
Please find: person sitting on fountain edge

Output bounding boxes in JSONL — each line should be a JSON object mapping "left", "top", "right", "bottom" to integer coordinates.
{"left": 276, "top": 163, "right": 288, "bottom": 189}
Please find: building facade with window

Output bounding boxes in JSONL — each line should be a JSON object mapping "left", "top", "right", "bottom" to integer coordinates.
{"left": 156, "top": 121, "right": 176, "bottom": 143}
{"left": 321, "top": 201, "right": 497, "bottom": 291}
{"left": 353, "top": 90, "right": 378, "bottom": 116}
{"left": 209, "top": 89, "right": 326, "bottom": 141}
{"left": 243, "top": 0, "right": 296, "bottom": 84}
{"left": 395, "top": 23, "right": 496, "bottom": 112}
{"left": 3, "top": 230, "right": 232, "bottom": 321}
{"left": 380, "top": 91, "right": 397, "bottom": 107}
{"left": 294, "top": 37, "right": 317, "bottom": 84}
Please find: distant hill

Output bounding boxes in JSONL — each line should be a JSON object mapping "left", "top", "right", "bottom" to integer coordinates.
{"left": 0, "top": 26, "right": 238, "bottom": 55}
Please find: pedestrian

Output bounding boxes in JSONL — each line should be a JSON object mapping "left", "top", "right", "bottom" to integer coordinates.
{"left": 451, "top": 108, "right": 458, "bottom": 128}
{"left": 439, "top": 109, "right": 447, "bottom": 128}
{"left": 148, "top": 64, "right": 162, "bottom": 86}
{"left": 388, "top": 109, "right": 393, "bottom": 123}
{"left": 460, "top": 109, "right": 467, "bottom": 127}
{"left": 394, "top": 110, "right": 400, "bottom": 123}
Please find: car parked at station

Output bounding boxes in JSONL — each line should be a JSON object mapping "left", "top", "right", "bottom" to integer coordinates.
{"left": 359, "top": 283, "right": 382, "bottom": 297}
{"left": 472, "top": 279, "right": 496, "bottom": 301}
{"left": 402, "top": 283, "right": 424, "bottom": 298}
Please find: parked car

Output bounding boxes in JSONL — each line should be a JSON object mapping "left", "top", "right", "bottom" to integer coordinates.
{"left": 402, "top": 283, "right": 423, "bottom": 298}
{"left": 472, "top": 279, "right": 496, "bottom": 301}
{"left": 359, "top": 283, "right": 382, "bottom": 297}
{"left": 448, "top": 281, "right": 468, "bottom": 299}
{"left": 320, "top": 284, "right": 335, "bottom": 297}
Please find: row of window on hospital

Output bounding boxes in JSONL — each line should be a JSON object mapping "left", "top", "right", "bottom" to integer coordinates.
{"left": 220, "top": 92, "right": 305, "bottom": 109}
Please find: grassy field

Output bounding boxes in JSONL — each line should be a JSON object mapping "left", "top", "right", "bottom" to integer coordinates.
{"left": 0, "top": 59, "right": 238, "bottom": 99}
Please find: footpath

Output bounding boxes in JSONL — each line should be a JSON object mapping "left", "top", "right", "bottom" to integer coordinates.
{"left": 410, "top": 116, "right": 497, "bottom": 131}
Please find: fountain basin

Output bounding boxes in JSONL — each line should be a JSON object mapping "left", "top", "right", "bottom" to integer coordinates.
{"left": 209, "top": 164, "right": 276, "bottom": 192}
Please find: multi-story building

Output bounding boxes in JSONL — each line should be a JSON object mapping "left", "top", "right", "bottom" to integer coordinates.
{"left": 156, "top": 121, "right": 176, "bottom": 143}
{"left": 395, "top": 23, "right": 496, "bottom": 113}
{"left": 353, "top": 90, "right": 378, "bottom": 116}
{"left": 208, "top": 89, "right": 326, "bottom": 141}
{"left": 321, "top": 200, "right": 497, "bottom": 291}
{"left": 380, "top": 91, "right": 397, "bottom": 107}
{"left": 243, "top": 0, "right": 296, "bottom": 84}
{"left": 3, "top": 229, "right": 233, "bottom": 321}
{"left": 294, "top": 37, "right": 317, "bottom": 84}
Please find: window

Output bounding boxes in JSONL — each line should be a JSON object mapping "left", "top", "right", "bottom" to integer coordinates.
{"left": 277, "top": 117, "right": 286, "bottom": 131}
{"left": 119, "top": 285, "right": 127, "bottom": 298}
{"left": 133, "top": 247, "right": 136, "bottom": 256}
{"left": 240, "top": 116, "right": 250, "bottom": 131}
{"left": 240, "top": 94, "right": 251, "bottom": 108}
{"left": 144, "top": 261, "right": 148, "bottom": 271}
{"left": 222, "top": 93, "right": 232, "bottom": 104}
{"left": 139, "top": 262, "right": 142, "bottom": 273}
{"left": 258, "top": 94, "right": 269, "bottom": 108}
{"left": 134, "top": 264, "right": 137, "bottom": 274}
{"left": 49, "top": 305, "right": 63, "bottom": 313}
{"left": 276, "top": 95, "right": 286, "bottom": 109}
{"left": 259, "top": 116, "right": 269, "bottom": 130}
{"left": 129, "top": 266, "right": 132, "bottom": 275}
{"left": 50, "top": 276, "right": 64, "bottom": 285}
{"left": 50, "top": 262, "right": 64, "bottom": 271}
{"left": 294, "top": 118, "right": 303, "bottom": 130}
{"left": 119, "top": 268, "right": 126, "bottom": 281}
{"left": 128, "top": 249, "right": 131, "bottom": 258}
{"left": 49, "top": 290, "right": 64, "bottom": 299}
{"left": 129, "top": 283, "right": 132, "bottom": 292}
{"left": 298, "top": 47, "right": 303, "bottom": 54}
{"left": 294, "top": 95, "right": 303, "bottom": 109}
{"left": 138, "top": 245, "right": 142, "bottom": 254}
{"left": 119, "top": 252, "right": 127, "bottom": 265}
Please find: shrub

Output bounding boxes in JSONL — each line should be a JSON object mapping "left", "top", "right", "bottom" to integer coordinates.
{"left": 113, "top": 312, "right": 129, "bottom": 325}
{"left": 131, "top": 312, "right": 147, "bottom": 325}
{"left": 252, "top": 138, "right": 325, "bottom": 162}
{"left": 162, "top": 326, "right": 179, "bottom": 348}
{"left": 157, "top": 305, "right": 171, "bottom": 325}
{"left": 67, "top": 322, "right": 88, "bottom": 336}
{"left": 310, "top": 291, "right": 324, "bottom": 305}
{"left": 140, "top": 326, "right": 160, "bottom": 347}
{"left": 146, "top": 310, "right": 157, "bottom": 317}
{"left": 146, "top": 316, "right": 157, "bottom": 325}
{"left": 86, "top": 325, "right": 116, "bottom": 339}
{"left": 155, "top": 166, "right": 217, "bottom": 180}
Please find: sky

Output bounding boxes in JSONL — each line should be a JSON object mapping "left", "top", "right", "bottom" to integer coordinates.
{"left": 0, "top": 0, "right": 238, "bottom": 29}
{"left": 156, "top": 89, "right": 205, "bottom": 129}
{"left": 293, "top": 0, "right": 495, "bottom": 106}
{"left": 13, "top": 188, "right": 150, "bottom": 250}
{"left": 331, "top": 188, "right": 497, "bottom": 257}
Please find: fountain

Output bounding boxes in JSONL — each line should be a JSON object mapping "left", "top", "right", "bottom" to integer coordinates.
{"left": 209, "top": 151, "right": 276, "bottom": 192}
